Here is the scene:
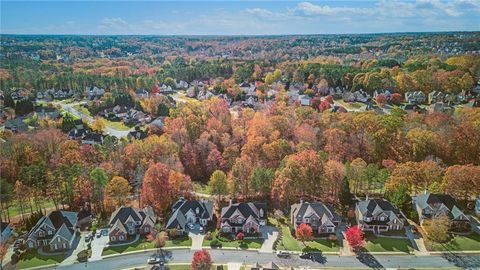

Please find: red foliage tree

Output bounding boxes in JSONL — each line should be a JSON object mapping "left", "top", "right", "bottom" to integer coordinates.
{"left": 295, "top": 223, "right": 314, "bottom": 244}
{"left": 345, "top": 225, "right": 365, "bottom": 252}
{"left": 375, "top": 94, "right": 387, "bottom": 105}
{"left": 390, "top": 93, "right": 403, "bottom": 105}
{"left": 236, "top": 231, "right": 245, "bottom": 240}
{"left": 191, "top": 249, "right": 213, "bottom": 270}
{"left": 151, "top": 85, "right": 160, "bottom": 94}
{"left": 324, "top": 95, "right": 334, "bottom": 104}
{"left": 319, "top": 100, "right": 332, "bottom": 112}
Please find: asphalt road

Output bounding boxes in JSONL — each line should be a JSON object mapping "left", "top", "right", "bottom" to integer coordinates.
{"left": 47, "top": 249, "right": 480, "bottom": 270}
{"left": 57, "top": 101, "right": 132, "bottom": 138}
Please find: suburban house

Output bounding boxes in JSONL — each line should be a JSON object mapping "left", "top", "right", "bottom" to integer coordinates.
{"left": 26, "top": 211, "right": 79, "bottom": 252}
{"left": 355, "top": 198, "right": 406, "bottom": 234}
{"left": 135, "top": 89, "right": 149, "bottom": 99}
{"left": 108, "top": 206, "right": 156, "bottom": 243}
{"left": 4, "top": 118, "right": 28, "bottom": 133}
{"left": 405, "top": 91, "right": 426, "bottom": 104}
{"left": 127, "top": 128, "right": 148, "bottom": 141}
{"left": 35, "top": 106, "right": 60, "bottom": 119}
{"left": 220, "top": 201, "right": 266, "bottom": 234}
{"left": 165, "top": 198, "right": 214, "bottom": 234}
{"left": 298, "top": 95, "right": 312, "bottom": 106}
{"left": 53, "top": 89, "right": 74, "bottom": 99}
{"left": 1, "top": 222, "right": 13, "bottom": 243}
{"left": 413, "top": 192, "right": 470, "bottom": 231}
{"left": 85, "top": 86, "right": 105, "bottom": 101}
{"left": 291, "top": 201, "right": 341, "bottom": 234}
{"left": 428, "top": 90, "right": 445, "bottom": 104}
{"left": 81, "top": 132, "right": 104, "bottom": 145}
{"left": 373, "top": 89, "right": 392, "bottom": 100}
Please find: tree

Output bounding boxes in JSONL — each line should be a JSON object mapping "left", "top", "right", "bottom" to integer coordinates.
{"left": 423, "top": 216, "right": 451, "bottom": 243}
{"left": 91, "top": 117, "right": 106, "bottom": 132}
{"left": 105, "top": 176, "right": 131, "bottom": 207}
{"left": 208, "top": 170, "right": 229, "bottom": 202}
{"left": 0, "top": 243, "right": 8, "bottom": 270}
{"left": 375, "top": 94, "right": 387, "bottom": 105}
{"left": 157, "top": 103, "right": 170, "bottom": 117}
{"left": 61, "top": 113, "right": 76, "bottom": 132}
{"left": 443, "top": 164, "right": 480, "bottom": 201}
{"left": 384, "top": 183, "right": 411, "bottom": 214}
{"left": 90, "top": 167, "right": 108, "bottom": 211}
{"left": 295, "top": 223, "right": 313, "bottom": 245}
{"left": 191, "top": 249, "right": 213, "bottom": 270}
{"left": 154, "top": 231, "right": 169, "bottom": 254}
{"left": 236, "top": 231, "right": 245, "bottom": 240}
{"left": 345, "top": 225, "right": 365, "bottom": 252}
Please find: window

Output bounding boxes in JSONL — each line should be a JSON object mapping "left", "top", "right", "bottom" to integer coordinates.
{"left": 119, "top": 235, "right": 124, "bottom": 241}
{"left": 39, "top": 231, "right": 44, "bottom": 237}
{"left": 48, "top": 230, "right": 52, "bottom": 235}
{"left": 58, "top": 238, "right": 61, "bottom": 242}
{"left": 379, "top": 216, "right": 385, "bottom": 221}
{"left": 145, "top": 227, "right": 150, "bottom": 232}
{"left": 364, "top": 217, "right": 371, "bottom": 222}
{"left": 111, "top": 236, "right": 116, "bottom": 241}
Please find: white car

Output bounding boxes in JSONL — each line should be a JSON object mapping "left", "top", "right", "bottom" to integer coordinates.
{"left": 147, "top": 256, "right": 164, "bottom": 265}
{"left": 199, "top": 227, "right": 204, "bottom": 233}
{"left": 188, "top": 223, "right": 194, "bottom": 230}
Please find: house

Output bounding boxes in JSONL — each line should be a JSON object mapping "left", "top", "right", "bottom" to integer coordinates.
{"left": 127, "top": 128, "right": 148, "bottom": 141}
{"left": 165, "top": 198, "right": 214, "bottom": 234}
{"left": 26, "top": 210, "right": 79, "bottom": 251}
{"left": 428, "top": 91, "right": 445, "bottom": 104}
{"left": 405, "top": 91, "right": 426, "bottom": 104}
{"left": 85, "top": 86, "right": 105, "bottom": 100}
{"left": 35, "top": 106, "right": 60, "bottom": 119}
{"left": 53, "top": 89, "right": 73, "bottom": 99}
{"left": 290, "top": 201, "right": 341, "bottom": 234}
{"left": 249, "top": 262, "right": 279, "bottom": 270}
{"left": 220, "top": 201, "right": 266, "bottom": 234}
{"left": 373, "top": 89, "right": 392, "bottom": 100}
{"left": 1, "top": 222, "right": 13, "bottom": 243}
{"left": 135, "top": 89, "right": 149, "bottom": 99}
{"left": 81, "top": 132, "right": 104, "bottom": 145}
{"left": 77, "top": 206, "right": 92, "bottom": 230}
{"left": 355, "top": 198, "right": 406, "bottom": 234}
{"left": 68, "top": 123, "right": 91, "bottom": 140}
{"left": 298, "top": 95, "right": 312, "bottom": 106}
{"left": 108, "top": 206, "right": 156, "bottom": 243}
{"left": 413, "top": 192, "right": 470, "bottom": 231}
{"left": 343, "top": 89, "right": 370, "bottom": 103}
{"left": 239, "top": 82, "right": 256, "bottom": 96}
{"left": 4, "top": 118, "right": 28, "bottom": 133}
{"left": 428, "top": 102, "right": 452, "bottom": 113}
{"left": 401, "top": 103, "right": 426, "bottom": 113}
{"left": 175, "top": 80, "right": 189, "bottom": 89}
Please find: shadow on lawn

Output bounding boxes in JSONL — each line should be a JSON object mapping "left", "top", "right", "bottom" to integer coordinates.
{"left": 355, "top": 249, "right": 385, "bottom": 270}
{"left": 440, "top": 245, "right": 480, "bottom": 269}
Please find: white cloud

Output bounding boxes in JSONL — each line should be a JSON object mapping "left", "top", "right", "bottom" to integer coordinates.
{"left": 290, "top": 2, "right": 373, "bottom": 16}
{"left": 98, "top": 17, "right": 131, "bottom": 31}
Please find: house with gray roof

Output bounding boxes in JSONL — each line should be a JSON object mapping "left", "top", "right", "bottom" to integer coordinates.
{"left": 405, "top": 91, "right": 426, "bottom": 104}
{"left": 355, "top": 198, "right": 406, "bottom": 234}
{"left": 290, "top": 200, "right": 341, "bottom": 235}
{"left": 220, "top": 201, "right": 266, "bottom": 234}
{"left": 108, "top": 206, "right": 156, "bottom": 243}
{"left": 165, "top": 198, "right": 213, "bottom": 234}
{"left": 1, "top": 222, "right": 13, "bottom": 244}
{"left": 26, "top": 211, "right": 79, "bottom": 252}
{"left": 413, "top": 192, "right": 470, "bottom": 231}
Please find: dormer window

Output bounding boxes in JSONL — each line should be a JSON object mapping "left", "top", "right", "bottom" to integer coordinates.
{"left": 364, "top": 217, "right": 372, "bottom": 222}
{"left": 48, "top": 230, "right": 52, "bottom": 235}
{"left": 379, "top": 216, "right": 385, "bottom": 221}
{"left": 259, "top": 209, "right": 264, "bottom": 217}
{"left": 196, "top": 207, "right": 200, "bottom": 214}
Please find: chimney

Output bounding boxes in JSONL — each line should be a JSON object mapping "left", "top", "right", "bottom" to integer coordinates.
{"left": 424, "top": 189, "right": 428, "bottom": 195}
{"left": 229, "top": 199, "right": 233, "bottom": 206}
{"left": 300, "top": 199, "right": 304, "bottom": 204}
{"left": 366, "top": 194, "right": 369, "bottom": 201}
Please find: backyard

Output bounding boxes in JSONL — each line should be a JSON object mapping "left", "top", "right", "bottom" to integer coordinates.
{"left": 15, "top": 250, "right": 66, "bottom": 269}
{"left": 426, "top": 233, "right": 480, "bottom": 251}
{"left": 102, "top": 235, "right": 192, "bottom": 256}
{"left": 276, "top": 226, "right": 339, "bottom": 252}
{"left": 202, "top": 230, "right": 264, "bottom": 249}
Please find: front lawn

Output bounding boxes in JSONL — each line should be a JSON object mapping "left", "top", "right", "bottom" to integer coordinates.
{"left": 364, "top": 235, "right": 413, "bottom": 253}
{"left": 426, "top": 233, "right": 480, "bottom": 251}
{"left": 102, "top": 235, "right": 191, "bottom": 256}
{"left": 106, "top": 119, "right": 131, "bottom": 131}
{"left": 16, "top": 250, "right": 66, "bottom": 269}
{"left": 202, "top": 230, "right": 264, "bottom": 249}
{"left": 276, "top": 226, "right": 339, "bottom": 252}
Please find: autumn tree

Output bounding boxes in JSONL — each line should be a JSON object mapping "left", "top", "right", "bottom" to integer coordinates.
{"left": 208, "top": 170, "right": 229, "bottom": 202}
{"left": 105, "top": 176, "right": 131, "bottom": 207}
{"left": 295, "top": 223, "right": 314, "bottom": 245}
{"left": 386, "top": 161, "right": 443, "bottom": 193}
{"left": 191, "top": 249, "right": 213, "bottom": 270}
{"left": 345, "top": 225, "right": 365, "bottom": 252}
{"left": 0, "top": 243, "right": 8, "bottom": 270}
{"left": 154, "top": 231, "right": 169, "bottom": 254}
{"left": 423, "top": 216, "right": 451, "bottom": 244}
{"left": 90, "top": 117, "right": 106, "bottom": 132}
{"left": 443, "top": 164, "right": 480, "bottom": 201}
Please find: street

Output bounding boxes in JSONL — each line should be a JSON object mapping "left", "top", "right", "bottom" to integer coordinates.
{"left": 43, "top": 249, "right": 480, "bottom": 270}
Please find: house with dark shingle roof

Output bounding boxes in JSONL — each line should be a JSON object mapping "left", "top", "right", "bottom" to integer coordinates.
{"left": 290, "top": 200, "right": 341, "bottom": 235}
{"left": 165, "top": 198, "right": 214, "bottom": 234}
{"left": 220, "top": 201, "right": 266, "bottom": 234}
{"left": 355, "top": 198, "right": 406, "bottom": 234}
{"left": 108, "top": 206, "right": 156, "bottom": 243}
{"left": 26, "top": 210, "right": 79, "bottom": 252}
{"left": 1, "top": 221, "right": 13, "bottom": 244}
{"left": 413, "top": 192, "right": 470, "bottom": 231}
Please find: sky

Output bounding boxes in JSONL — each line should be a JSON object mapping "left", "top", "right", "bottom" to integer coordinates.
{"left": 1, "top": 0, "right": 480, "bottom": 35}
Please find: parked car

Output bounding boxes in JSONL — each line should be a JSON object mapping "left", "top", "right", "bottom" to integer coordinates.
{"left": 95, "top": 231, "right": 102, "bottom": 238}
{"left": 276, "top": 251, "right": 290, "bottom": 258}
{"left": 199, "top": 227, "right": 204, "bottom": 233}
{"left": 101, "top": 229, "right": 108, "bottom": 236}
{"left": 299, "top": 252, "right": 312, "bottom": 260}
{"left": 13, "top": 239, "right": 23, "bottom": 248}
{"left": 147, "top": 255, "right": 164, "bottom": 265}
{"left": 188, "top": 223, "right": 194, "bottom": 230}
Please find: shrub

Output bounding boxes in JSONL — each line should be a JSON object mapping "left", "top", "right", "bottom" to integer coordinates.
{"left": 210, "top": 239, "right": 220, "bottom": 247}
{"left": 205, "top": 232, "right": 213, "bottom": 240}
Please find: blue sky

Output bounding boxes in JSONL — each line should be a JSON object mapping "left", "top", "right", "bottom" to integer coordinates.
{"left": 1, "top": 1, "right": 479, "bottom": 35}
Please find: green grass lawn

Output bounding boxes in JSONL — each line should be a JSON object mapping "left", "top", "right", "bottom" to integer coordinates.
{"left": 276, "top": 226, "right": 339, "bottom": 252}
{"left": 102, "top": 235, "right": 191, "bottom": 256}
{"left": 7, "top": 199, "right": 55, "bottom": 219}
{"left": 364, "top": 235, "right": 414, "bottom": 253}
{"left": 73, "top": 104, "right": 92, "bottom": 117}
{"left": 16, "top": 250, "right": 66, "bottom": 269}
{"left": 426, "top": 233, "right": 480, "bottom": 251}
{"left": 202, "top": 230, "right": 264, "bottom": 249}
{"left": 105, "top": 119, "right": 131, "bottom": 131}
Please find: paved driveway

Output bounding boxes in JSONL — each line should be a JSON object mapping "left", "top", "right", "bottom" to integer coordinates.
{"left": 90, "top": 233, "right": 109, "bottom": 261}
{"left": 60, "top": 233, "right": 85, "bottom": 266}
{"left": 188, "top": 231, "right": 205, "bottom": 250}
{"left": 259, "top": 226, "right": 278, "bottom": 253}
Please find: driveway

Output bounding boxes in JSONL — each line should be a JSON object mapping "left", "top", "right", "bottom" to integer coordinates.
{"left": 259, "top": 226, "right": 278, "bottom": 253}
{"left": 59, "top": 233, "right": 85, "bottom": 266}
{"left": 188, "top": 230, "right": 205, "bottom": 250}
{"left": 89, "top": 233, "right": 109, "bottom": 261}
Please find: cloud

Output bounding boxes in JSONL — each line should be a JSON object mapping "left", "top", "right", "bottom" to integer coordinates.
{"left": 98, "top": 17, "right": 131, "bottom": 31}
{"left": 290, "top": 2, "right": 373, "bottom": 16}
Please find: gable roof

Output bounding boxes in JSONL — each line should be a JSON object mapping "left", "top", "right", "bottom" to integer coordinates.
{"left": 291, "top": 201, "right": 340, "bottom": 223}
{"left": 109, "top": 206, "right": 143, "bottom": 225}
{"left": 165, "top": 199, "right": 213, "bottom": 230}
{"left": 414, "top": 192, "right": 466, "bottom": 220}
{"left": 221, "top": 202, "right": 266, "bottom": 220}
{"left": 357, "top": 198, "right": 404, "bottom": 220}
